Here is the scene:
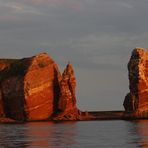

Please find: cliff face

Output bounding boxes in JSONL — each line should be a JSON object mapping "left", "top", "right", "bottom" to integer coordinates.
{"left": 124, "top": 48, "right": 148, "bottom": 117}
{"left": 53, "top": 63, "right": 81, "bottom": 120}
{"left": 23, "top": 53, "right": 62, "bottom": 120}
{"left": 58, "top": 63, "right": 77, "bottom": 111}
{"left": 0, "top": 53, "right": 79, "bottom": 121}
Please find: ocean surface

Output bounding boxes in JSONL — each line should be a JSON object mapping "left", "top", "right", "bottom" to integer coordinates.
{"left": 0, "top": 120, "right": 148, "bottom": 148}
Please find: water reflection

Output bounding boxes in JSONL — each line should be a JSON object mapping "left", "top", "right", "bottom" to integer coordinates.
{"left": 135, "top": 120, "right": 148, "bottom": 148}
{"left": 0, "top": 120, "right": 148, "bottom": 147}
{"left": 26, "top": 122, "right": 77, "bottom": 148}
{"left": 0, "top": 121, "right": 77, "bottom": 148}
{"left": 0, "top": 124, "right": 30, "bottom": 147}
{"left": 126, "top": 120, "right": 148, "bottom": 148}
{"left": 26, "top": 122, "right": 54, "bottom": 147}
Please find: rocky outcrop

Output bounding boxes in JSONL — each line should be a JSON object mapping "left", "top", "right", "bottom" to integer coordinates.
{"left": 124, "top": 48, "right": 148, "bottom": 117}
{"left": 0, "top": 53, "right": 80, "bottom": 121}
{"left": 58, "top": 63, "right": 77, "bottom": 111}
{"left": 53, "top": 63, "right": 81, "bottom": 120}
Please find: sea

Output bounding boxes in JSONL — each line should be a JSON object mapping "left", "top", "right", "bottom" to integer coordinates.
{"left": 0, "top": 120, "right": 147, "bottom": 148}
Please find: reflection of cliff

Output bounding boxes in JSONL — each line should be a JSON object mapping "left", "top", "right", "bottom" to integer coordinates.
{"left": 26, "top": 122, "right": 77, "bottom": 147}
{"left": 0, "top": 53, "right": 80, "bottom": 121}
{"left": 128, "top": 120, "right": 148, "bottom": 148}
{"left": 124, "top": 48, "right": 148, "bottom": 118}
{"left": 136, "top": 120, "right": 148, "bottom": 148}
{"left": 26, "top": 122, "right": 54, "bottom": 147}
{"left": 124, "top": 120, "right": 148, "bottom": 148}
{"left": 0, "top": 122, "right": 77, "bottom": 147}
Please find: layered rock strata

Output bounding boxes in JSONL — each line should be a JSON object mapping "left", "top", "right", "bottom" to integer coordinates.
{"left": 0, "top": 53, "right": 80, "bottom": 121}
{"left": 124, "top": 48, "right": 148, "bottom": 118}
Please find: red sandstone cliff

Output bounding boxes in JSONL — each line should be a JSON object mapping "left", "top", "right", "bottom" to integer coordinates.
{"left": 124, "top": 48, "right": 148, "bottom": 118}
{"left": 53, "top": 63, "right": 81, "bottom": 120}
{"left": 58, "top": 63, "right": 77, "bottom": 111}
{"left": 0, "top": 53, "right": 80, "bottom": 121}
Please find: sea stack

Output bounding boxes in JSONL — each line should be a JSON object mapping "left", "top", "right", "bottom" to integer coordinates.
{"left": 0, "top": 53, "right": 80, "bottom": 121}
{"left": 53, "top": 63, "right": 81, "bottom": 120}
{"left": 124, "top": 48, "right": 148, "bottom": 118}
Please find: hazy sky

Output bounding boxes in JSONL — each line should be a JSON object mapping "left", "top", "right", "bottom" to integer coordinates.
{"left": 1, "top": 0, "right": 148, "bottom": 111}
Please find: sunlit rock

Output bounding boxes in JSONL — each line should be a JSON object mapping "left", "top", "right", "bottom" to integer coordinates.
{"left": 124, "top": 48, "right": 148, "bottom": 117}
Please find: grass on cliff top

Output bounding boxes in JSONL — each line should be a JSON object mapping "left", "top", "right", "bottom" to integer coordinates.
{"left": 0, "top": 58, "right": 31, "bottom": 81}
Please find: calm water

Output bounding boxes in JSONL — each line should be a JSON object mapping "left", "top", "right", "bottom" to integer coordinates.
{"left": 0, "top": 120, "right": 148, "bottom": 148}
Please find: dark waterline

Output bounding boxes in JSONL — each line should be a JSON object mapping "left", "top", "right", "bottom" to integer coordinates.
{"left": 0, "top": 120, "right": 148, "bottom": 148}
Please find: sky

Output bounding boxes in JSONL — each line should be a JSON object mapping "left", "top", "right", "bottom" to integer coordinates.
{"left": 1, "top": 0, "right": 148, "bottom": 111}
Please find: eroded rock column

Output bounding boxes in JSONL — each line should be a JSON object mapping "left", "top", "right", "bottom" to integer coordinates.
{"left": 124, "top": 48, "right": 148, "bottom": 117}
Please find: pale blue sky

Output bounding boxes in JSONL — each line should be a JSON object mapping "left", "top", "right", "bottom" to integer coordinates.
{"left": 0, "top": 0, "right": 148, "bottom": 111}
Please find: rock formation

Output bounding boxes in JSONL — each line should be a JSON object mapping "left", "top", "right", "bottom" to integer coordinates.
{"left": 0, "top": 53, "right": 80, "bottom": 121}
{"left": 124, "top": 48, "right": 148, "bottom": 118}
{"left": 58, "top": 63, "right": 77, "bottom": 111}
{"left": 53, "top": 63, "right": 81, "bottom": 120}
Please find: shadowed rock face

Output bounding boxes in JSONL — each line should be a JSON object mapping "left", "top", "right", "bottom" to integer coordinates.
{"left": 124, "top": 48, "right": 148, "bottom": 116}
{"left": 0, "top": 53, "right": 80, "bottom": 121}
{"left": 0, "top": 89, "right": 4, "bottom": 117}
